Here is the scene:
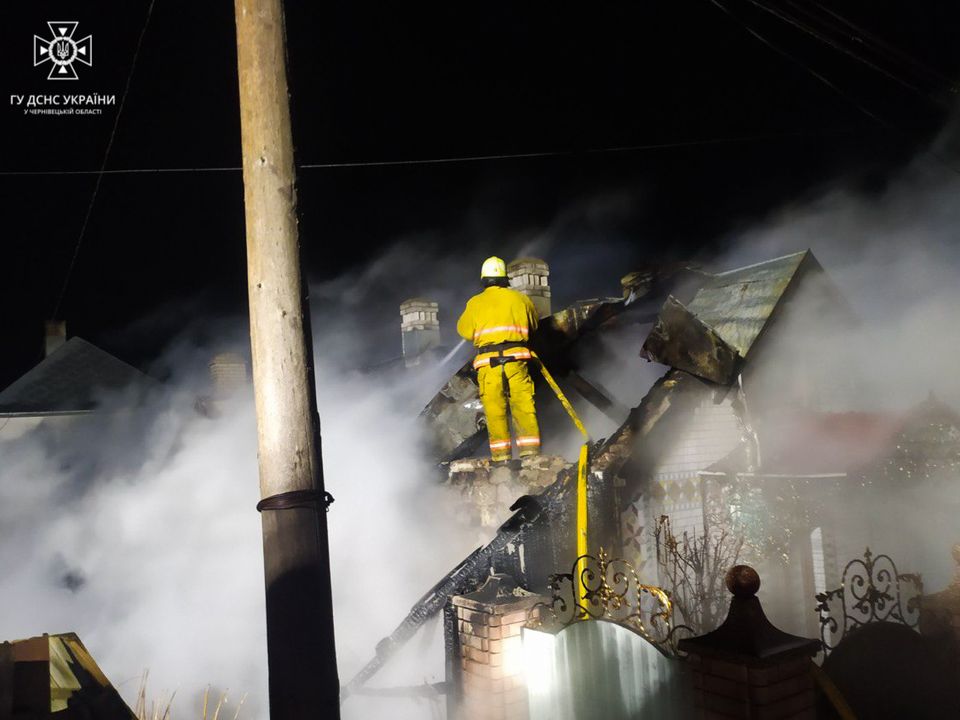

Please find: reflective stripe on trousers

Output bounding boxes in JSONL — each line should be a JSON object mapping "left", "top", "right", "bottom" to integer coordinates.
{"left": 473, "top": 347, "right": 532, "bottom": 369}
{"left": 477, "top": 361, "right": 540, "bottom": 461}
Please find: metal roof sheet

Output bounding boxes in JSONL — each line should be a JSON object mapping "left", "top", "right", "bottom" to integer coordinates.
{"left": 685, "top": 250, "right": 817, "bottom": 358}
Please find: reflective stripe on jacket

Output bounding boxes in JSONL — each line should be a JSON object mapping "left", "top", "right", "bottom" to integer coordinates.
{"left": 472, "top": 346, "right": 532, "bottom": 370}
{"left": 456, "top": 286, "right": 539, "bottom": 353}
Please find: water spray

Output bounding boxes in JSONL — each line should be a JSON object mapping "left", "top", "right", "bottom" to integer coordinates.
{"left": 439, "top": 339, "right": 468, "bottom": 367}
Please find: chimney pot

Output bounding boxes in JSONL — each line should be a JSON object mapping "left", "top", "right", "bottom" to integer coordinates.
{"left": 45, "top": 320, "right": 66, "bottom": 357}
{"left": 209, "top": 352, "right": 248, "bottom": 398}
{"left": 507, "top": 257, "right": 551, "bottom": 317}
{"left": 400, "top": 298, "right": 441, "bottom": 367}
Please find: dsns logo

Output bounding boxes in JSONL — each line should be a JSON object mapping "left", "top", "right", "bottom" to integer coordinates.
{"left": 34, "top": 22, "right": 93, "bottom": 80}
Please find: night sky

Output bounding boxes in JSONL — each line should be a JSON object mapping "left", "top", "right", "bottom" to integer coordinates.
{"left": 1, "top": 1, "right": 957, "bottom": 388}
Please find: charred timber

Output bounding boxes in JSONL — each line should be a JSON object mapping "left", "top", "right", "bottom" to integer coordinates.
{"left": 347, "top": 368, "right": 712, "bottom": 694}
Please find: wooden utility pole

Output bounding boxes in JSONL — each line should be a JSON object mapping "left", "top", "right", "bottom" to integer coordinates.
{"left": 233, "top": 0, "right": 341, "bottom": 717}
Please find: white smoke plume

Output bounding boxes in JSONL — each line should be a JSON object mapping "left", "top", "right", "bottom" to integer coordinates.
{"left": 0, "top": 188, "right": 648, "bottom": 719}
{"left": 2, "top": 130, "right": 960, "bottom": 718}
{"left": 706, "top": 134, "right": 960, "bottom": 594}
{"left": 0, "top": 337, "right": 268, "bottom": 715}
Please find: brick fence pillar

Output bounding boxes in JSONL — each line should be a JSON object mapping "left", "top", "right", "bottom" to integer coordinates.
{"left": 678, "top": 565, "right": 821, "bottom": 719}
{"left": 450, "top": 574, "right": 542, "bottom": 720}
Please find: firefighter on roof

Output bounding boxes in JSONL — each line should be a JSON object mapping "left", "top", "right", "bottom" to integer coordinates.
{"left": 457, "top": 256, "right": 541, "bottom": 462}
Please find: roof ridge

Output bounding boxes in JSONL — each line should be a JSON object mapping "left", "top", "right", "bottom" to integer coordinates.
{"left": 712, "top": 249, "right": 810, "bottom": 277}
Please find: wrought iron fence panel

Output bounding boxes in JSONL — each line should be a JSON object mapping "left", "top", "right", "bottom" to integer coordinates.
{"left": 527, "top": 547, "right": 693, "bottom": 656}
{"left": 815, "top": 547, "right": 922, "bottom": 654}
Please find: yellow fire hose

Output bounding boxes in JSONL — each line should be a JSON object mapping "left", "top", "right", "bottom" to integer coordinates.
{"left": 530, "top": 351, "right": 591, "bottom": 606}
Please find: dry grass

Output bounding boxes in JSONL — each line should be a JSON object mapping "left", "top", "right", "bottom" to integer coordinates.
{"left": 134, "top": 670, "right": 247, "bottom": 720}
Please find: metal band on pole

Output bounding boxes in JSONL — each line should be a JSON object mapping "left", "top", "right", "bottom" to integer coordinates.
{"left": 256, "top": 490, "right": 335, "bottom": 513}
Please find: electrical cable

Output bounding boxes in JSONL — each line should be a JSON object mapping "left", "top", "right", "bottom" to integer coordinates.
{"left": 704, "top": 0, "right": 960, "bottom": 179}
{"left": 0, "top": 126, "right": 862, "bottom": 178}
{"left": 772, "top": 0, "right": 953, "bottom": 94}
{"left": 0, "top": 165, "right": 238, "bottom": 177}
{"left": 50, "top": 0, "right": 158, "bottom": 319}
{"left": 741, "top": 0, "right": 939, "bottom": 102}
{"left": 802, "top": 0, "right": 957, "bottom": 89}
{"left": 704, "top": 0, "right": 891, "bottom": 126}
{"left": 781, "top": 0, "right": 932, "bottom": 87}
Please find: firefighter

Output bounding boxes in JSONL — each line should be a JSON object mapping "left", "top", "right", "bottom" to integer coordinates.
{"left": 457, "top": 256, "right": 541, "bottom": 462}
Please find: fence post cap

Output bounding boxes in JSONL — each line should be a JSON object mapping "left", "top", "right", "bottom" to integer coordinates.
{"left": 678, "top": 565, "right": 820, "bottom": 664}
{"left": 725, "top": 565, "right": 760, "bottom": 598}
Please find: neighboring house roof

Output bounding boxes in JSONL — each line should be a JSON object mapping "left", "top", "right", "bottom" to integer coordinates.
{"left": 758, "top": 410, "right": 904, "bottom": 475}
{"left": 5, "top": 632, "right": 134, "bottom": 717}
{"left": 706, "top": 397, "right": 960, "bottom": 478}
{"left": 880, "top": 393, "right": 960, "bottom": 474}
{"left": 0, "top": 337, "right": 153, "bottom": 415}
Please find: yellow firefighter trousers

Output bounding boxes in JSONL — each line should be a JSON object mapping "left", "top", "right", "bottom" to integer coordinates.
{"left": 477, "top": 360, "right": 540, "bottom": 461}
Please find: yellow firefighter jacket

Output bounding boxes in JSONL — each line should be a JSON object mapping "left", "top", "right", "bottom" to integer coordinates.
{"left": 457, "top": 285, "right": 541, "bottom": 460}
{"left": 456, "top": 286, "right": 539, "bottom": 367}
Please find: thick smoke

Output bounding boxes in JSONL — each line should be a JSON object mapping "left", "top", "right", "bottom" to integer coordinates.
{"left": 310, "top": 197, "right": 651, "bottom": 716}
{"left": 0, "top": 336, "right": 268, "bottom": 715}
{"left": 0, "top": 328, "right": 488, "bottom": 719}
{"left": 2, "top": 131, "right": 960, "bottom": 718}
{"left": 0, "top": 189, "right": 647, "bottom": 719}
{"left": 708, "top": 132, "right": 960, "bottom": 594}
{"left": 710, "top": 130, "right": 960, "bottom": 406}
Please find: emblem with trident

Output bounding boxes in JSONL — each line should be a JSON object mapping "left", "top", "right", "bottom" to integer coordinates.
{"left": 34, "top": 22, "right": 93, "bottom": 80}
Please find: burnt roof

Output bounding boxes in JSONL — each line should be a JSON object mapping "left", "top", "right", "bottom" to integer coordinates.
{"left": 684, "top": 250, "right": 827, "bottom": 358}
{"left": 641, "top": 250, "right": 840, "bottom": 385}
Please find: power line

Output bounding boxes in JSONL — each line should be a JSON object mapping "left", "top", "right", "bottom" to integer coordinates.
{"left": 297, "top": 132, "right": 833, "bottom": 167}
{"left": 2, "top": 165, "right": 238, "bottom": 177}
{"left": 705, "top": 0, "right": 891, "bottom": 127}
{"left": 51, "top": 0, "right": 158, "bottom": 319}
{"left": 743, "top": 0, "right": 942, "bottom": 103}
{"left": 704, "top": 0, "right": 960, "bottom": 178}
{"left": 0, "top": 127, "right": 864, "bottom": 178}
{"left": 800, "top": 0, "right": 957, "bottom": 90}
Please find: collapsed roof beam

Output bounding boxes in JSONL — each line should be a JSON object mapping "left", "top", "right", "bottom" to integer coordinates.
{"left": 566, "top": 371, "right": 630, "bottom": 423}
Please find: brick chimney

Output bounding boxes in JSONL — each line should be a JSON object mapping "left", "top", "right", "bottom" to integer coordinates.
{"left": 45, "top": 320, "right": 66, "bottom": 357}
{"left": 400, "top": 298, "right": 441, "bottom": 367}
{"left": 507, "top": 258, "right": 551, "bottom": 318}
